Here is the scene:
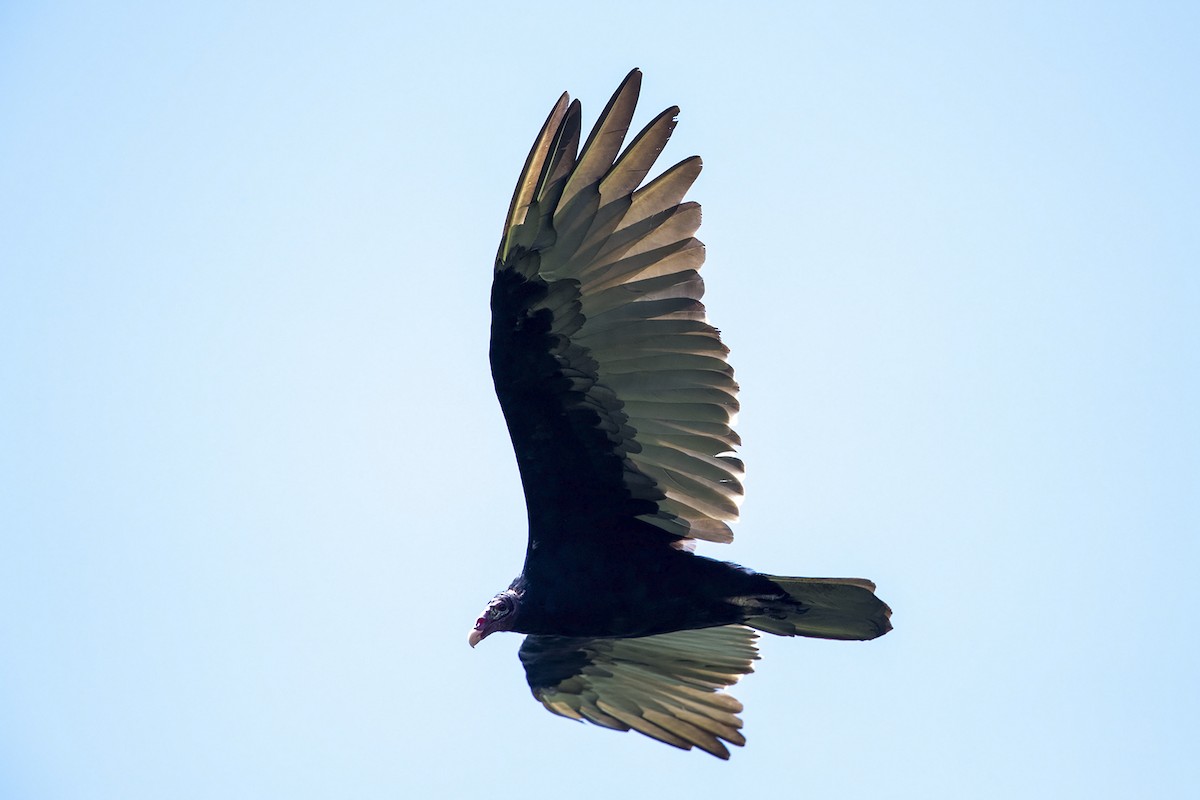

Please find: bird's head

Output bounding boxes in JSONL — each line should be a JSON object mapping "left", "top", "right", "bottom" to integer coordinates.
{"left": 468, "top": 589, "right": 521, "bottom": 647}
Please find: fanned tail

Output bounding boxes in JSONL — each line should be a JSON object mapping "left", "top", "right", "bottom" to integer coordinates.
{"left": 747, "top": 575, "right": 892, "bottom": 641}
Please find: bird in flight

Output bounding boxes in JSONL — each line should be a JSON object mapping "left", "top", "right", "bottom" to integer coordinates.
{"left": 472, "top": 69, "right": 892, "bottom": 759}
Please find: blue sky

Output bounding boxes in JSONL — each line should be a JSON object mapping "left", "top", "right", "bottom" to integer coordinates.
{"left": 2, "top": 2, "right": 1197, "bottom": 798}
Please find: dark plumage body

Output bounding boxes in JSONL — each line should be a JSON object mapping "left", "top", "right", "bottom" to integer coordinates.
{"left": 511, "top": 531, "right": 783, "bottom": 640}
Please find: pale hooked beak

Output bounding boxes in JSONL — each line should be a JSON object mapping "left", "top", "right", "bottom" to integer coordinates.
{"left": 468, "top": 627, "right": 485, "bottom": 648}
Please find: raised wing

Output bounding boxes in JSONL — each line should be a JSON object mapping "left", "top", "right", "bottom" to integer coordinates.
{"left": 518, "top": 625, "right": 760, "bottom": 759}
{"left": 491, "top": 68, "right": 743, "bottom": 548}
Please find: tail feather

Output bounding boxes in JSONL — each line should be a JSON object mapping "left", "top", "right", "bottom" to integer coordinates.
{"left": 747, "top": 575, "right": 892, "bottom": 641}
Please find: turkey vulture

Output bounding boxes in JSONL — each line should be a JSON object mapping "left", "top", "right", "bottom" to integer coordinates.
{"left": 471, "top": 69, "right": 892, "bottom": 759}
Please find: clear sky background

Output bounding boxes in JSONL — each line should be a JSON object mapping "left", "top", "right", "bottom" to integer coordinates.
{"left": 2, "top": 2, "right": 1197, "bottom": 798}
